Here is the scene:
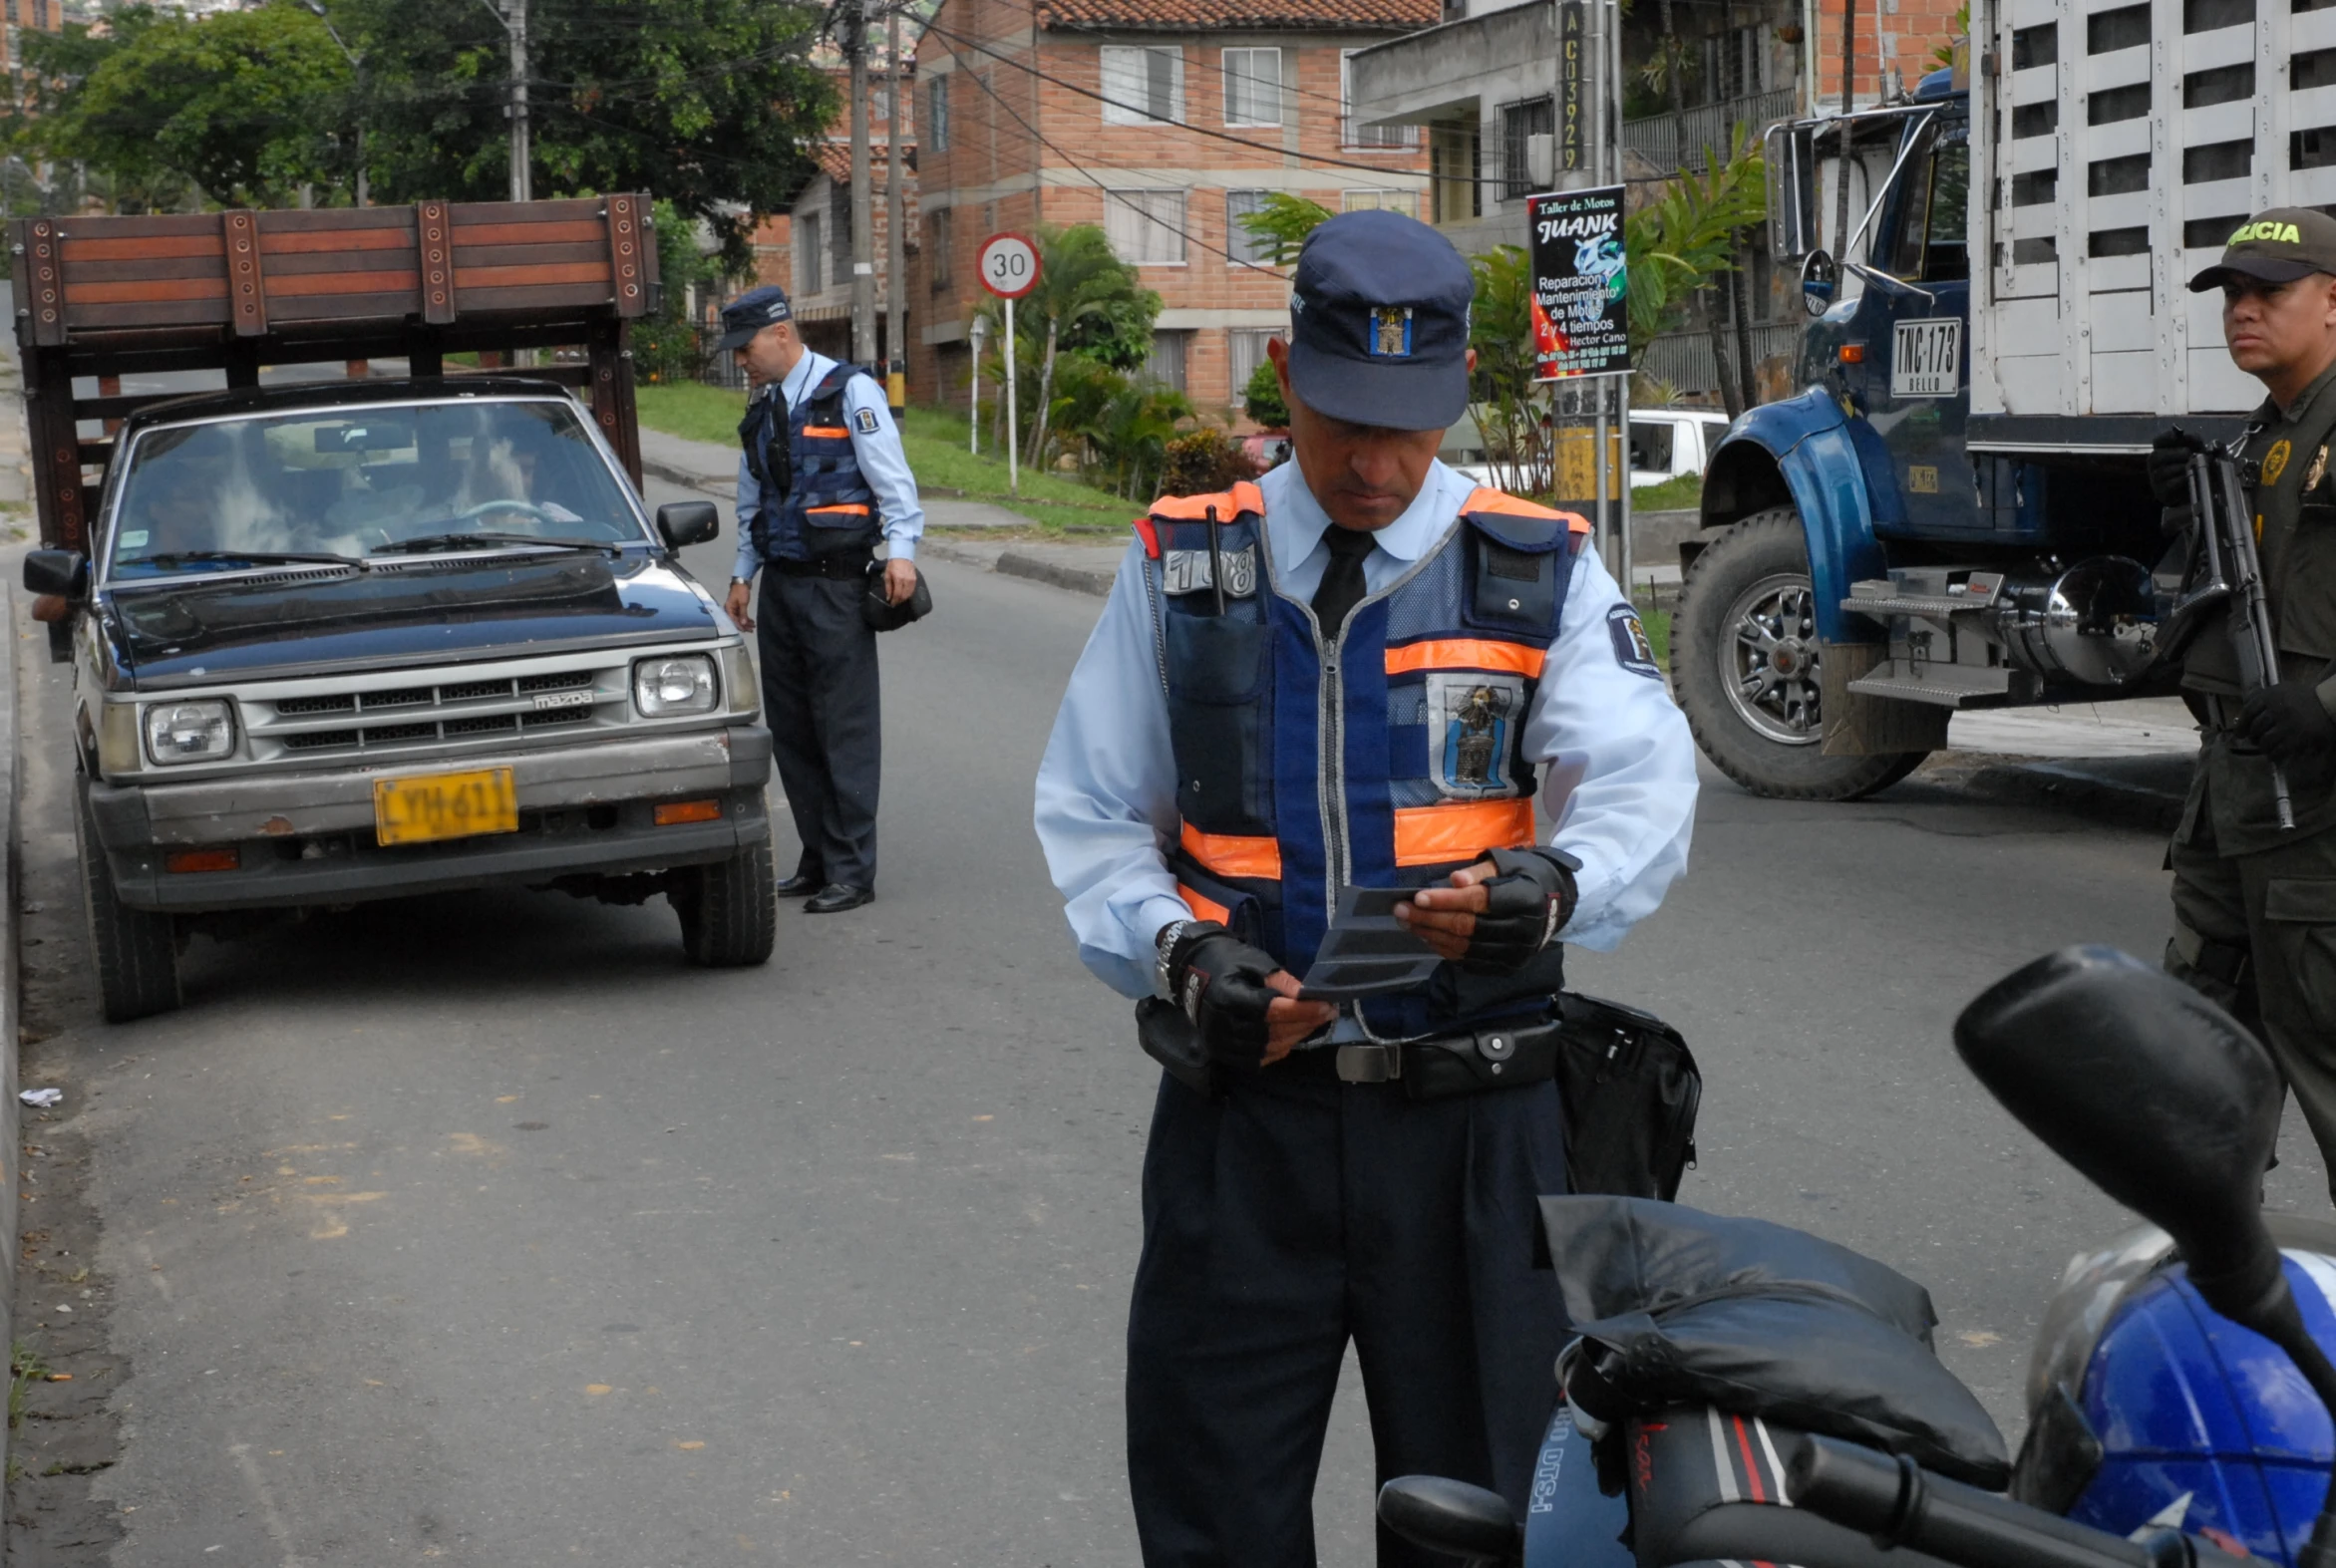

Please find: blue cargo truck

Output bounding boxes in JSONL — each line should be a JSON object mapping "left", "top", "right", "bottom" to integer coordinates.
{"left": 1671, "top": 0, "right": 2309, "bottom": 797}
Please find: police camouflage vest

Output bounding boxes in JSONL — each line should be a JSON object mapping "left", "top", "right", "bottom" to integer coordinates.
{"left": 740, "top": 362, "right": 879, "bottom": 562}
{"left": 1141, "top": 480, "right": 1591, "bottom": 1035}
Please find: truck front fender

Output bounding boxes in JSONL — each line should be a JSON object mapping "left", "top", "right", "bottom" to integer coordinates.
{"left": 1700, "top": 389, "right": 1886, "bottom": 645}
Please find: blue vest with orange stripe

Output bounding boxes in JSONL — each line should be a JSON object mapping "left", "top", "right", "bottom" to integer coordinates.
{"left": 741, "top": 362, "right": 879, "bottom": 563}
{"left": 1140, "top": 480, "right": 1591, "bottom": 1036}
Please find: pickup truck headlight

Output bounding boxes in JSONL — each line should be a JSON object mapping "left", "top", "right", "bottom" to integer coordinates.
{"left": 633, "top": 654, "right": 717, "bottom": 717}
{"left": 144, "top": 699, "right": 235, "bottom": 765}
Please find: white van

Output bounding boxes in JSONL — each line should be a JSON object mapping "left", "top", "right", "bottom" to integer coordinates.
{"left": 1441, "top": 407, "right": 1734, "bottom": 490}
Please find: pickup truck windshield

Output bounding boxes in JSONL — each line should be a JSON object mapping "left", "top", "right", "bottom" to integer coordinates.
{"left": 108, "top": 399, "right": 645, "bottom": 579}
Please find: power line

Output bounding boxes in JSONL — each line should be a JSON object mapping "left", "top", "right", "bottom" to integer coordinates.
{"left": 919, "top": 16, "right": 1439, "bottom": 181}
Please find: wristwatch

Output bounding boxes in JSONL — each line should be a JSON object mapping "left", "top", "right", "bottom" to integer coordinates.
{"left": 1154, "top": 918, "right": 1191, "bottom": 999}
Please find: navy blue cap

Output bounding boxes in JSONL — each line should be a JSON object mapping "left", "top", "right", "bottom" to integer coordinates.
{"left": 1285, "top": 209, "right": 1473, "bottom": 432}
{"left": 717, "top": 285, "right": 794, "bottom": 352}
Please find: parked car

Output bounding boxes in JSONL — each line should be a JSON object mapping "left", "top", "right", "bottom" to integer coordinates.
{"left": 1441, "top": 406, "right": 1733, "bottom": 491}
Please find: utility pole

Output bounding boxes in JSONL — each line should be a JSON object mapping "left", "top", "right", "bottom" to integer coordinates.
{"left": 848, "top": 0, "right": 877, "bottom": 367}
{"left": 507, "top": 0, "right": 531, "bottom": 202}
{"left": 885, "top": 7, "right": 908, "bottom": 410}
{"left": 1832, "top": 0, "right": 1854, "bottom": 257}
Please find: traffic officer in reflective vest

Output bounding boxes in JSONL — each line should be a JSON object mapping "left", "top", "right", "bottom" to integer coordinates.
{"left": 720, "top": 286, "right": 924, "bottom": 914}
{"left": 2152, "top": 210, "right": 2336, "bottom": 1194}
{"left": 1032, "top": 210, "right": 1700, "bottom": 1566}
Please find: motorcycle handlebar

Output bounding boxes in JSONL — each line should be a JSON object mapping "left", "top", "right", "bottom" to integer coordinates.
{"left": 1786, "top": 1434, "right": 2254, "bottom": 1568}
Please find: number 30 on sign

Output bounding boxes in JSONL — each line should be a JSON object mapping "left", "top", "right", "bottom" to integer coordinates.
{"left": 978, "top": 233, "right": 1041, "bottom": 299}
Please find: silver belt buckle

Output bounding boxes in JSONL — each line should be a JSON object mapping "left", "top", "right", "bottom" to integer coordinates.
{"left": 1335, "top": 1043, "right": 1401, "bottom": 1084}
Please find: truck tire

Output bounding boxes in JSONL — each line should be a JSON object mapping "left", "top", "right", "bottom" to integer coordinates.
{"left": 673, "top": 841, "right": 778, "bottom": 967}
{"left": 1671, "top": 506, "right": 1927, "bottom": 801}
{"left": 75, "top": 784, "right": 181, "bottom": 1023}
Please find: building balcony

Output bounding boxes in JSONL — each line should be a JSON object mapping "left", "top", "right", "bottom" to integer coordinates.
{"left": 1622, "top": 85, "right": 1799, "bottom": 174}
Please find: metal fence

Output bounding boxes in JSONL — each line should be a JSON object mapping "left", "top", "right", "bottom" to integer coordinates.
{"left": 1621, "top": 87, "right": 1799, "bottom": 173}
{"left": 1638, "top": 320, "right": 1804, "bottom": 400}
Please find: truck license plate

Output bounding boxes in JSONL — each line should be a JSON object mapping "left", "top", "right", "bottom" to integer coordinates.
{"left": 373, "top": 768, "right": 519, "bottom": 846}
{"left": 1891, "top": 319, "right": 1963, "bottom": 398}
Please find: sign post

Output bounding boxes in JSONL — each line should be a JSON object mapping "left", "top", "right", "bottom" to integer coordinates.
{"left": 978, "top": 232, "right": 1041, "bottom": 496}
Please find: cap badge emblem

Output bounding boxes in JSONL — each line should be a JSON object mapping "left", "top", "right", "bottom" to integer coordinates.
{"left": 1368, "top": 306, "right": 1414, "bottom": 358}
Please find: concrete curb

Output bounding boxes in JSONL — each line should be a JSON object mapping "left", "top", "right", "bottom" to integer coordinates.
{"left": 1916, "top": 752, "right": 2188, "bottom": 833}
{"left": 640, "top": 456, "right": 736, "bottom": 499}
{"left": 995, "top": 549, "right": 1116, "bottom": 598}
{"left": 1, "top": 573, "right": 18, "bottom": 1458}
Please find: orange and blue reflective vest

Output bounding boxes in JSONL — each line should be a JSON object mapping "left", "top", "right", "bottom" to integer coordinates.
{"left": 1136, "top": 480, "right": 1592, "bottom": 1034}
{"left": 740, "top": 361, "right": 880, "bottom": 562}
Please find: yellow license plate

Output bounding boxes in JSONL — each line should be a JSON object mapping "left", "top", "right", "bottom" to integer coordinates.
{"left": 372, "top": 768, "right": 519, "bottom": 846}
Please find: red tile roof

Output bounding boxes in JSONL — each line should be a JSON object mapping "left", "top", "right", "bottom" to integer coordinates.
{"left": 1036, "top": 0, "right": 1436, "bottom": 30}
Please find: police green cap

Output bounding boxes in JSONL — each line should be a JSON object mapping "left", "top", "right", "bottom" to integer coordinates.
{"left": 2186, "top": 207, "right": 2336, "bottom": 292}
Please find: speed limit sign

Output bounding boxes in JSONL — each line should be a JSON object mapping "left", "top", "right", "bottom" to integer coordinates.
{"left": 978, "top": 232, "right": 1041, "bottom": 299}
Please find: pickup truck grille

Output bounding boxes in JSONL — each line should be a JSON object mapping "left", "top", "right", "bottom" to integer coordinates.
{"left": 246, "top": 665, "right": 625, "bottom": 762}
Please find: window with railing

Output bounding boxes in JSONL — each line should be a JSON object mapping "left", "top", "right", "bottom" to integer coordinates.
{"left": 1500, "top": 97, "right": 1554, "bottom": 199}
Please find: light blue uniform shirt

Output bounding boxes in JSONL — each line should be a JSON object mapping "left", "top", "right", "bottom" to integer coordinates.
{"left": 732, "top": 349, "right": 924, "bottom": 581}
{"left": 1033, "top": 459, "right": 1700, "bottom": 1002}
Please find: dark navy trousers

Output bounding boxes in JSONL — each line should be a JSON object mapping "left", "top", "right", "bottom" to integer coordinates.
{"left": 1126, "top": 1068, "right": 1570, "bottom": 1568}
{"left": 756, "top": 571, "right": 881, "bottom": 890}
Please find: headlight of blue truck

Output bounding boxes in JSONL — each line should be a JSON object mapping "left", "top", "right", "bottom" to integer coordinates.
{"left": 632, "top": 654, "right": 718, "bottom": 717}
{"left": 144, "top": 699, "right": 236, "bottom": 765}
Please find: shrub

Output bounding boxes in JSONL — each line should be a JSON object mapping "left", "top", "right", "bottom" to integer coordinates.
{"left": 1242, "top": 359, "right": 1289, "bottom": 430}
{"left": 1161, "top": 428, "right": 1261, "bottom": 497}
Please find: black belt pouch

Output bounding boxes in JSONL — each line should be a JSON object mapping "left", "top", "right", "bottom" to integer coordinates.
{"left": 1552, "top": 992, "right": 1702, "bottom": 1201}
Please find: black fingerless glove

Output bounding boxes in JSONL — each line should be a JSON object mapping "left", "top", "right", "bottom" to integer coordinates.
{"left": 1460, "top": 848, "right": 1580, "bottom": 976}
{"left": 1166, "top": 921, "right": 1287, "bottom": 1067}
{"left": 2240, "top": 683, "right": 2336, "bottom": 765}
{"left": 2148, "top": 429, "right": 2205, "bottom": 508}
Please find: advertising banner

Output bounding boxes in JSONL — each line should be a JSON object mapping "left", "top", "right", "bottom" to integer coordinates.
{"left": 1527, "top": 184, "right": 1630, "bottom": 381}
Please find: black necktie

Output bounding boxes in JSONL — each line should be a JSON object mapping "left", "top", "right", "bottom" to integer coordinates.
{"left": 1312, "top": 525, "right": 1376, "bottom": 640}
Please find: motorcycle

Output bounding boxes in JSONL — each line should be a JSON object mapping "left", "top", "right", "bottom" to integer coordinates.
{"left": 1377, "top": 946, "right": 2336, "bottom": 1568}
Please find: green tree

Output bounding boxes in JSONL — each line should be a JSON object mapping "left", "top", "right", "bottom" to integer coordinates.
{"left": 1623, "top": 130, "right": 1767, "bottom": 351}
{"left": 973, "top": 224, "right": 1160, "bottom": 469}
{"left": 11, "top": 2, "right": 351, "bottom": 208}
{"left": 1242, "top": 357, "right": 1289, "bottom": 429}
{"left": 331, "top": 0, "right": 835, "bottom": 269}
{"left": 1232, "top": 192, "right": 1333, "bottom": 267}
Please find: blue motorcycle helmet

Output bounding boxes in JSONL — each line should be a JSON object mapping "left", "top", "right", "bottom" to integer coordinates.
{"left": 2015, "top": 1211, "right": 2336, "bottom": 1566}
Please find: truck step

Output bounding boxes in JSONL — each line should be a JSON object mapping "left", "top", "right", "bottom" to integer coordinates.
{"left": 1845, "top": 662, "right": 2021, "bottom": 709}
{"left": 1843, "top": 581, "right": 1994, "bottom": 619}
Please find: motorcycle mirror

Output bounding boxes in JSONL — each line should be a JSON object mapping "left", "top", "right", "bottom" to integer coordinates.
{"left": 1953, "top": 946, "right": 2288, "bottom": 1327}
{"left": 1377, "top": 1476, "right": 1520, "bottom": 1566}
{"left": 1801, "top": 250, "right": 1838, "bottom": 317}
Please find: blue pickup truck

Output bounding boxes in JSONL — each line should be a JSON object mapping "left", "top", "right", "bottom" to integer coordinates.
{"left": 1671, "top": 20, "right": 2280, "bottom": 796}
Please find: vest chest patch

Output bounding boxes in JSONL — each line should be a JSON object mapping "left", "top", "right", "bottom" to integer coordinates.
{"left": 1608, "top": 605, "right": 1660, "bottom": 678}
{"left": 1428, "top": 673, "right": 1526, "bottom": 797}
{"left": 1164, "top": 547, "right": 1257, "bottom": 597}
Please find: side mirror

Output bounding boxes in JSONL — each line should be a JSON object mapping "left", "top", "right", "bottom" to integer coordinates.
{"left": 655, "top": 501, "right": 719, "bottom": 550}
{"left": 24, "top": 549, "right": 87, "bottom": 600}
{"left": 1377, "top": 1476, "right": 1520, "bottom": 1566}
{"left": 1953, "top": 946, "right": 2285, "bottom": 1324}
{"left": 1767, "top": 121, "right": 1822, "bottom": 259}
{"left": 1801, "top": 250, "right": 1838, "bottom": 317}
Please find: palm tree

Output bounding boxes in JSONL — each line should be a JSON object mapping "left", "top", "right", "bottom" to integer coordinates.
{"left": 1014, "top": 224, "right": 1161, "bottom": 469}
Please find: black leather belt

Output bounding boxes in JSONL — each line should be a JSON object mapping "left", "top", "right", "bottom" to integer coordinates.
{"left": 1277, "top": 1016, "right": 1561, "bottom": 1101}
{"left": 766, "top": 549, "right": 873, "bottom": 580}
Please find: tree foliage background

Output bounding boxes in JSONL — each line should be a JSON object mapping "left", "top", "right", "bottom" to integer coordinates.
{"left": 7, "top": 0, "right": 836, "bottom": 270}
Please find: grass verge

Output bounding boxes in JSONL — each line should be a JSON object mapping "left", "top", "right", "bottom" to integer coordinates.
{"left": 632, "top": 385, "right": 1144, "bottom": 536}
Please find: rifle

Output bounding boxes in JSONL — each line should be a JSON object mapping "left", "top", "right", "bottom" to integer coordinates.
{"left": 2183, "top": 443, "right": 2296, "bottom": 830}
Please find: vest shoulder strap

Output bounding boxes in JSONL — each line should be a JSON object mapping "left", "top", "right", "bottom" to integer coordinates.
{"left": 1460, "top": 486, "right": 1591, "bottom": 553}
{"left": 1148, "top": 481, "right": 1266, "bottom": 523}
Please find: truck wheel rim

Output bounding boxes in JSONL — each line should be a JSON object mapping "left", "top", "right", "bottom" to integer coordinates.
{"left": 1720, "top": 573, "right": 1823, "bottom": 746}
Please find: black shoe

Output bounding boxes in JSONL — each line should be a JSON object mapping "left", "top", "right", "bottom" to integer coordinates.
{"left": 804, "top": 883, "right": 872, "bottom": 914}
{"left": 777, "top": 870, "right": 824, "bottom": 897}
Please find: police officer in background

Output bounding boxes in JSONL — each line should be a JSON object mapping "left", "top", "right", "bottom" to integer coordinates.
{"left": 1032, "top": 211, "right": 1699, "bottom": 1565}
{"left": 2152, "top": 209, "right": 2336, "bottom": 1197}
{"left": 719, "top": 286, "right": 924, "bottom": 914}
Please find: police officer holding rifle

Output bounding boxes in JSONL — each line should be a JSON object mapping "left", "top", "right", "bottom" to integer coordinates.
{"left": 2152, "top": 209, "right": 2336, "bottom": 1198}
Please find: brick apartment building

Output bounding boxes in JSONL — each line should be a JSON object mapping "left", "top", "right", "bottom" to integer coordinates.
{"left": 907, "top": 0, "right": 1439, "bottom": 418}
{"left": 746, "top": 58, "right": 920, "bottom": 371}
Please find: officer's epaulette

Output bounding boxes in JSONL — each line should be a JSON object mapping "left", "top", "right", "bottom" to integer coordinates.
{"left": 1460, "top": 487, "right": 1590, "bottom": 554}
{"left": 1134, "top": 482, "right": 1266, "bottom": 558}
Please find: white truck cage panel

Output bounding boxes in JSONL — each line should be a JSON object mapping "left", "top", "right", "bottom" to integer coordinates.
{"left": 1971, "top": 0, "right": 2321, "bottom": 417}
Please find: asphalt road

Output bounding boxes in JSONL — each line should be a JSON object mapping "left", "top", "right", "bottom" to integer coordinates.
{"left": 9, "top": 472, "right": 2325, "bottom": 1566}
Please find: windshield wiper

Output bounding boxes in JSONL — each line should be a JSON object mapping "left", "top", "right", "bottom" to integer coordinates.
{"left": 371, "top": 531, "right": 622, "bottom": 557}
{"left": 138, "top": 549, "right": 362, "bottom": 569}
